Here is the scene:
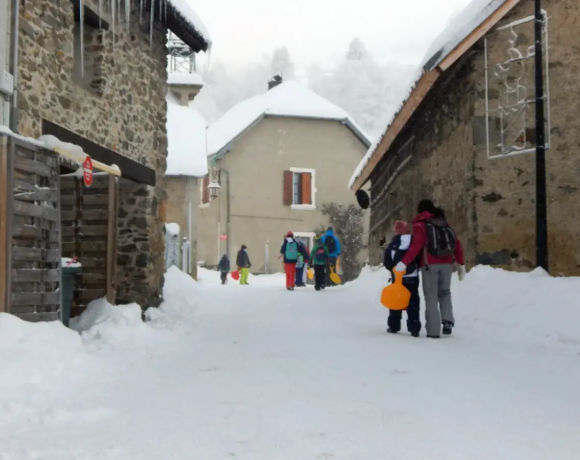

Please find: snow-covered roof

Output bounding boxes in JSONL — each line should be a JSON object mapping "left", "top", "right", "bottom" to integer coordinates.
{"left": 165, "top": 223, "right": 180, "bottom": 236}
{"left": 166, "top": 95, "right": 209, "bottom": 177}
{"left": 422, "top": 0, "right": 508, "bottom": 71}
{"left": 207, "top": 81, "right": 371, "bottom": 156}
{"left": 166, "top": 0, "right": 212, "bottom": 51}
{"left": 349, "top": 0, "right": 515, "bottom": 190}
{"left": 168, "top": 72, "right": 204, "bottom": 87}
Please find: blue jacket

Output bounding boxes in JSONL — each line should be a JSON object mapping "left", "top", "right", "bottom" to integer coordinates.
{"left": 321, "top": 230, "right": 341, "bottom": 257}
{"left": 280, "top": 238, "right": 309, "bottom": 264}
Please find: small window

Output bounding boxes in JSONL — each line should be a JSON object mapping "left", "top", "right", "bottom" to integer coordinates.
{"left": 283, "top": 169, "right": 314, "bottom": 208}
{"left": 72, "top": 1, "right": 108, "bottom": 95}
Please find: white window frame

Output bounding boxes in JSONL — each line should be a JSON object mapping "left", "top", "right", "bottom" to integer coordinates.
{"left": 290, "top": 167, "right": 316, "bottom": 211}
{"left": 292, "top": 232, "right": 316, "bottom": 251}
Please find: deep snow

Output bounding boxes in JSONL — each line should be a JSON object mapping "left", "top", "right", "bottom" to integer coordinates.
{"left": 1, "top": 265, "right": 579, "bottom": 459}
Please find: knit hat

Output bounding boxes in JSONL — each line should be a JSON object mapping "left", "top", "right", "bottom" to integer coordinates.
{"left": 394, "top": 221, "right": 411, "bottom": 235}
{"left": 287, "top": 231, "right": 294, "bottom": 237}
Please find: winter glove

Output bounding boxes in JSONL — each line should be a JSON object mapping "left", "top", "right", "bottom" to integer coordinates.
{"left": 458, "top": 265, "right": 466, "bottom": 281}
{"left": 394, "top": 262, "right": 407, "bottom": 273}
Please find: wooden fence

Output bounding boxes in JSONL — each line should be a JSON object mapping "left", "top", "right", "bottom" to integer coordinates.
{"left": 1, "top": 134, "right": 62, "bottom": 320}
{"left": 61, "top": 174, "right": 118, "bottom": 317}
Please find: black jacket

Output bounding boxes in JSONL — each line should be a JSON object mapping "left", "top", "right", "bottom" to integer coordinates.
{"left": 236, "top": 250, "right": 251, "bottom": 268}
{"left": 218, "top": 255, "right": 230, "bottom": 272}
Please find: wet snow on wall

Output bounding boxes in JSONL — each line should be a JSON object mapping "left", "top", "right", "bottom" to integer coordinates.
{"left": 165, "top": 94, "right": 208, "bottom": 177}
{"left": 349, "top": 0, "right": 510, "bottom": 189}
{"left": 207, "top": 81, "right": 369, "bottom": 156}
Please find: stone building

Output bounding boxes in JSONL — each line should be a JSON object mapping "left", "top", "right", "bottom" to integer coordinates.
{"left": 0, "top": 0, "right": 12, "bottom": 127}
{"left": 165, "top": 72, "right": 208, "bottom": 279}
{"left": 14, "top": 0, "right": 211, "bottom": 305}
{"left": 350, "top": 0, "right": 580, "bottom": 276}
{"left": 199, "top": 80, "right": 371, "bottom": 275}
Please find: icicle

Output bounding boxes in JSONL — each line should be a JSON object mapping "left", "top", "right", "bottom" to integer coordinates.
{"left": 80, "top": 0, "right": 85, "bottom": 78}
{"left": 164, "top": 0, "right": 167, "bottom": 22}
{"left": 159, "top": 0, "right": 162, "bottom": 21}
{"left": 125, "top": 0, "right": 130, "bottom": 29}
{"left": 150, "top": 0, "right": 155, "bottom": 46}
{"left": 98, "top": 0, "right": 103, "bottom": 29}
{"left": 112, "top": 0, "right": 115, "bottom": 41}
{"left": 140, "top": 0, "right": 143, "bottom": 25}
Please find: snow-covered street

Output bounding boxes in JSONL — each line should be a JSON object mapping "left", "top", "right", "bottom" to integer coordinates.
{"left": 1, "top": 267, "right": 579, "bottom": 460}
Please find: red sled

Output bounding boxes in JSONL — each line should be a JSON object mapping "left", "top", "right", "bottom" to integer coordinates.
{"left": 231, "top": 270, "right": 240, "bottom": 281}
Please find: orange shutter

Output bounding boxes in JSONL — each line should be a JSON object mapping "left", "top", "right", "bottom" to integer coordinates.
{"left": 283, "top": 171, "right": 293, "bottom": 206}
{"left": 202, "top": 176, "right": 209, "bottom": 204}
{"left": 301, "top": 173, "right": 312, "bottom": 204}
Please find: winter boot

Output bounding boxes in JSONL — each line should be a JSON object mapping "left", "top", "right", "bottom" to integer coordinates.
{"left": 386, "top": 328, "right": 399, "bottom": 334}
{"left": 411, "top": 331, "right": 420, "bottom": 338}
{"left": 442, "top": 322, "right": 453, "bottom": 336}
{"left": 427, "top": 335, "right": 440, "bottom": 339}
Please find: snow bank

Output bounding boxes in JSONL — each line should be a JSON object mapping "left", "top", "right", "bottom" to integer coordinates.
{"left": 165, "top": 222, "right": 180, "bottom": 236}
{"left": 350, "top": 264, "right": 580, "bottom": 355}
{"left": 168, "top": 72, "right": 204, "bottom": 86}
{"left": 165, "top": 94, "right": 208, "bottom": 177}
{"left": 208, "top": 81, "right": 370, "bottom": 156}
{"left": 168, "top": 0, "right": 212, "bottom": 46}
{"left": 349, "top": 0, "right": 510, "bottom": 189}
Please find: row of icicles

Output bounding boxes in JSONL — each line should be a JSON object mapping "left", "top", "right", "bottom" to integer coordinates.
{"left": 78, "top": 0, "right": 170, "bottom": 76}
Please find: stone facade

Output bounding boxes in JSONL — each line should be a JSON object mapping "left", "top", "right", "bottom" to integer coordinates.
{"left": 16, "top": 0, "right": 170, "bottom": 306}
{"left": 165, "top": 176, "right": 201, "bottom": 279}
{"left": 368, "top": 0, "right": 580, "bottom": 276}
{"left": 0, "top": 0, "right": 11, "bottom": 127}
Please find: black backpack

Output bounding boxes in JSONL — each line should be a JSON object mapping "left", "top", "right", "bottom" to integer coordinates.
{"left": 325, "top": 236, "right": 337, "bottom": 254}
{"left": 425, "top": 219, "right": 457, "bottom": 258}
{"left": 384, "top": 236, "right": 419, "bottom": 274}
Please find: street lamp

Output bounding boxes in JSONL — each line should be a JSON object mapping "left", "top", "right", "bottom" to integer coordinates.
{"left": 207, "top": 180, "right": 221, "bottom": 200}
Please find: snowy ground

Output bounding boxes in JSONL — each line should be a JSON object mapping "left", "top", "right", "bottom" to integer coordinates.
{"left": 1, "top": 266, "right": 579, "bottom": 460}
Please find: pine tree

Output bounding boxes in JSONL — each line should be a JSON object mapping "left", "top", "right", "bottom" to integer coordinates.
{"left": 271, "top": 46, "right": 295, "bottom": 80}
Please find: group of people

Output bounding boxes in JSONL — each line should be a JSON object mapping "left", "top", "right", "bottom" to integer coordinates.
{"left": 217, "top": 227, "right": 342, "bottom": 291}
{"left": 383, "top": 199, "right": 465, "bottom": 339}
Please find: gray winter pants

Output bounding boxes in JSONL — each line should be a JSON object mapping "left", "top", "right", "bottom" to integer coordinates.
{"left": 421, "top": 264, "right": 455, "bottom": 337}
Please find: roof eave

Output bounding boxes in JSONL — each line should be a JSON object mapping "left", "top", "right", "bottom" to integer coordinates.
{"left": 165, "top": 3, "right": 210, "bottom": 52}
{"left": 350, "top": 0, "right": 522, "bottom": 191}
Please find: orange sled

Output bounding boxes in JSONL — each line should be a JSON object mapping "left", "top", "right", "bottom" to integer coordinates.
{"left": 381, "top": 271, "right": 411, "bottom": 310}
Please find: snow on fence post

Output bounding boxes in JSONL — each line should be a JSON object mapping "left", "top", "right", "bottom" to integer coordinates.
{"left": 181, "top": 237, "right": 190, "bottom": 274}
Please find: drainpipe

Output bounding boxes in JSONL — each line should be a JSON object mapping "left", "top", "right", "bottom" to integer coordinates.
{"left": 9, "top": 0, "right": 19, "bottom": 133}
{"left": 220, "top": 167, "right": 231, "bottom": 259}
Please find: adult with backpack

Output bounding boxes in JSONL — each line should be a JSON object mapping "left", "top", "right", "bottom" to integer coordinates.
{"left": 310, "top": 236, "right": 330, "bottom": 291}
{"left": 321, "top": 227, "right": 341, "bottom": 286}
{"left": 395, "top": 200, "right": 465, "bottom": 339}
{"left": 280, "top": 232, "right": 308, "bottom": 291}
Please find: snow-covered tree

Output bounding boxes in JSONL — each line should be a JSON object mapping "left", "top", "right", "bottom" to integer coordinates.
{"left": 346, "top": 37, "right": 368, "bottom": 61}
{"left": 270, "top": 46, "right": 295, "bottom": 80}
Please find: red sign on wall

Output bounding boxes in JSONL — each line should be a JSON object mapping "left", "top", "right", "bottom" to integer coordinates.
{"left": 83, "top": 155, "right": 93, "bottom": 187}
{"left": 220, "top": 234, "right": 228, "bottom": 241}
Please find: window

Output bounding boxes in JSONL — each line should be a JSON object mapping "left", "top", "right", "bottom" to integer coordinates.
{"left": 283, "top": 168, "right": 315, "bottom": 210}
{"left": 72, "top": 1, "right": 108, "bottom": 95}
{"left": 201, "top": 175, "right": 210, "bottom": 205}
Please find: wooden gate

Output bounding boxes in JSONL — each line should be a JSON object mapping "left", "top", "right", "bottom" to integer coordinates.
{"left": 1, "top": 135, "right": 62, "bottom": 320}
{"left": 60, "top": 174, "right": 118, "bottom": 317}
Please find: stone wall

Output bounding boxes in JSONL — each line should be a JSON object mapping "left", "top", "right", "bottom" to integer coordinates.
{"left": 369, "top": 0, "right": 580, "bottom": 276}
{"left": 165, "top": 176, "right": 200, "bottom": 279}
{"left": 0, "top": 0, "right": 11, "bottom": 127}
{"left": 17, "top": 0, "right": 170, "bottom": 305}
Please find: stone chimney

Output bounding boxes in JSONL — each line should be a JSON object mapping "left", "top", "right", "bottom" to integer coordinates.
{"left": 168, "top": 73, "right": 204, "bottom": 106}
{"left": 268, "top": 75, "right": 283, "bottom": 90}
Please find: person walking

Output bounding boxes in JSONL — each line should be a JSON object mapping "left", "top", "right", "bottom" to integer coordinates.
{"left": 310, "top": 235, "right": 329, "bottom": 291}
{"left": 280, "top": 232, "right": 307, "bottom": 291}
{"left": 236, "top": 244, "right": 251, "bottom": 285}
{"left": 218, "top": 254, "right": 230, "bottom": 285}
{"left": 384, "top": 221, "right": 421, "bottom": 337}
{"left": 321, "top": 227, "right": 341, "bottom": 286}
{"left": 395, "top": 200, "right": 465, "bottom": 338}
{"left": 295, "top": 242, "right": 309, "bottom": 287}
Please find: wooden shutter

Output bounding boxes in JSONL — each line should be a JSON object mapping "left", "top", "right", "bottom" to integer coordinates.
{"left": 202, "top": 176, "right": 209, "bottom": 204}
{"left": 283, "top": 171, "right": 293, "bottom": 206}
{"left": 301, "top": 173, "right": 312, "bottom": 204}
